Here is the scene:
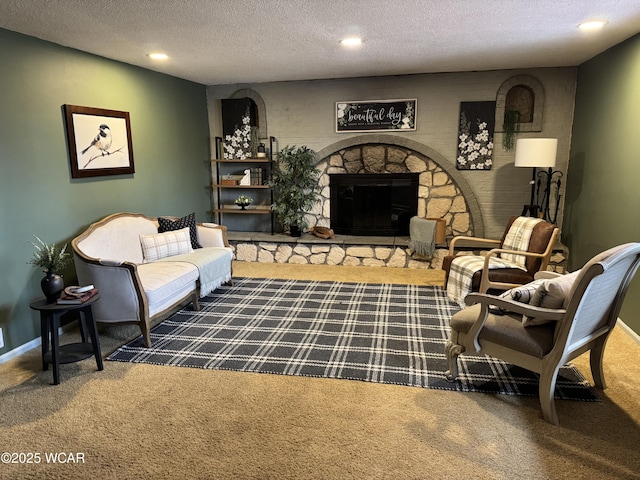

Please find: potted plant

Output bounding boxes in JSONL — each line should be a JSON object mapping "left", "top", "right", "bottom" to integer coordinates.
{"left": 28, "top": 235, "right": 71, "bottom": 302}
{"left": 269, "top": 145, "right": 321, "bottom": 236}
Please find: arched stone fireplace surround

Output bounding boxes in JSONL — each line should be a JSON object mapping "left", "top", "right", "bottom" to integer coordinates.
{"left": 309, "top": 134, "right": 484, "bottom": 238}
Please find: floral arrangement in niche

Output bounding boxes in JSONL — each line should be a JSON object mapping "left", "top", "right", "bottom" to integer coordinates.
{"left": 224, "top": 107, "right": 253, "bottom": 160}
{"left": 456, "top": 109, "right": 494, "bottom": 170}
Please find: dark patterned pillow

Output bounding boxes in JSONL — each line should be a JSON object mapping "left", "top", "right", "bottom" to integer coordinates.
{"left": 158, "top": 212, "right": 202, "bottom": 249}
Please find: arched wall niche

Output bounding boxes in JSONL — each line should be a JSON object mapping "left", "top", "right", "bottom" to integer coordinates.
{"left": 506, "top": 85, "right": 535, "bottom": 123}
{"left": 231, "top": 88, "right": 267, "bottom": 139}
{"left": 313, "top": 134, "right": 484, "bottom": 238}
{"left": 495, "top": 75, "right": 544, "bottom": 133}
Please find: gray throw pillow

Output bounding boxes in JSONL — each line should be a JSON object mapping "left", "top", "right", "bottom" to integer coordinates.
{"left": 524, "top": 270, "right": 580, "bottom": 326}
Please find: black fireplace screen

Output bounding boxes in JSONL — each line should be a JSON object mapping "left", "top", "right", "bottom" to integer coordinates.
{"left": 329, "top": 173, "right": 419, "bottom": 236}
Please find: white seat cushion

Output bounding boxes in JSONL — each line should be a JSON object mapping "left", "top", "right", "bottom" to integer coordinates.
{"left": 137, "top": 262, "right": 199, "bottom": 315}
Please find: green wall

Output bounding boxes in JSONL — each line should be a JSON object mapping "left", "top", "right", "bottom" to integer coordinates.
{"left": 0, "top": 29, "right": 211, "bottom": 354}
{"left": 564, "top": 33, "right": 640, "bottom": 335}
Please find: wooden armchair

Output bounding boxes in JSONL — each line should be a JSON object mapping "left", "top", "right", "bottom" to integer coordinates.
{"left": 443, "top": 216, "right": 559, "bottom": 295}
{"left": 445, "top": 243, "right": 640, "bottom": 425}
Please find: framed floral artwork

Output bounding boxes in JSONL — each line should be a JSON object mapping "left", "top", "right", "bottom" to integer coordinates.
{"left": 221, "top": 98, "right": 258, "bottom": 159}
{"left": 64, "top": 105, "right": 135, "bottom": 178}
{"left": 456, "top": 101, "right": 496, "bottom": 170}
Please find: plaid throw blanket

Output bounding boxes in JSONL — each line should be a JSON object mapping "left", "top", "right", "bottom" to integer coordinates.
{"left": 500, "top": 217, "right": 543, "bottom": 266}
{"left": 447, "top": 217, "right": 542, "bottom": 307}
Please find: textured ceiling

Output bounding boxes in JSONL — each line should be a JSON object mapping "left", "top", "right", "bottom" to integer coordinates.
{"left": 1, "top": 0, "right": 639, "bottom": 85}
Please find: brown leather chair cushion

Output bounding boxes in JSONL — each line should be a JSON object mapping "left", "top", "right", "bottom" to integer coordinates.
{"left": 524, "top": 221, "right": 556, "bottom": 274}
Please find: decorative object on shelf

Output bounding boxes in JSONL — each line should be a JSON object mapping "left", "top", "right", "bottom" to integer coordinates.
{"left": 456, "top": 101, "right": 495, "bottom": 170}
{"left": 63, "top": 104, "right": 135, "bottom": 178}
{"left": 239, "top": 169, "right": 251, "bottom": 185}
{"left": 250, "top": 167, "right": 265, "bottom": 185}
{"left": 28, "top": 235, "right": 71, "bottom": 303}
{"left": 235, "top": 194, "right": 253, "bottom": 209}
{"left": 270, "top": 145, "right": 321, "bottom": 236}
{"left": 220, "top": 174, "right": 242, "bottom": 186}
{"left": 514, "top": 138, "right": 563, "bottom": 223}
{"left": 502, "top": 109, "right": 521, "bottom": 151}
{"left": 221, "top": 98, "right": 258, "bottom": 160}
{"left": 257, "top": 143, "right": 267, "bottom": 158}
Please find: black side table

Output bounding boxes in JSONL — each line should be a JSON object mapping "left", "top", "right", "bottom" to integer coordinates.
{"left": 30, "top": 295, "right": 103, "bottom": 385}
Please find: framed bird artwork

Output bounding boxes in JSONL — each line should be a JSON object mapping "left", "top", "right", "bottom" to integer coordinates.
{"left": 64, "top": 104, "right": 135, "bottom": 178}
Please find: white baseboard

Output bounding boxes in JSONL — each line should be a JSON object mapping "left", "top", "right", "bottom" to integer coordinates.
{"left": 0, "top": 337, "right": 42, "bottom": 364}
{"left": 0, "top": 325, "right": 69, "bottom": 365}
{"left": 617, "top": 318, "right": 640, "bottom": 346}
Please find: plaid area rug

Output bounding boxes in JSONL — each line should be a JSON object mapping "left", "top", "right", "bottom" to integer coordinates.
{"left": 107, "top": 277, "right": 598, "bottom": 401}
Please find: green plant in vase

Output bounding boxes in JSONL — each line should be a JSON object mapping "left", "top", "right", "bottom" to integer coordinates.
{"left": 269, "top": 145, "right": 321, "bottom": 236}
{"left": 28, "top": 235, "right": 71, "bottom": 302}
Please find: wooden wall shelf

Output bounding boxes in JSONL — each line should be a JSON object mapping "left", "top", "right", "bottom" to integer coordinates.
{"left": 212, "top": 157, "right": 271, "bottom": 163}
{"left": 212, "top": 184, "right": 270, "bottom": 189}
{"left": 212, "top": 136, "right": 277, "bottom": 233}
{"left": 213, "top": 208, "right": 272, "bottom": 215}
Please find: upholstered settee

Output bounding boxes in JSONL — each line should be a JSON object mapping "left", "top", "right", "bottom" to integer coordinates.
{"left": 71, "top": 212, "right": 233, "bottom": 347}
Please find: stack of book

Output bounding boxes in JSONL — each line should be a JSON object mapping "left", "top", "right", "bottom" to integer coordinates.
{"left": 57, "top": 285, "right": 99, "bottom": 305}
{"left": 250, "top": 167, "right": 265, "bottom": 185}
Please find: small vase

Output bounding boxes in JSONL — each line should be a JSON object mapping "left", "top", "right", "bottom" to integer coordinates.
{"left": 41, "top": 271, "right": 64, "bottom": 303}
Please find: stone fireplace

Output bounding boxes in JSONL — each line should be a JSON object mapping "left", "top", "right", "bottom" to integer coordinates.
{"left": 305, "top": 141, "right": 476, "bottom": 239}
{"left": 228, "top": 136, "right": 529, "bottom": 270}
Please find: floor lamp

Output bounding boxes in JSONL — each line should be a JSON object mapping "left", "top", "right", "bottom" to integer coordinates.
{"left": 514, "top": 138, "right": 561, "bottom": 223}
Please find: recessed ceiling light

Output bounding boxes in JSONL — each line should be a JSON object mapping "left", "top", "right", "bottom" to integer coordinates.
{"left": 340, "top": 37, "right": 362, "bottom": 47}
{"left": 578, "top": 20, "right": 607, "bottom": 31}
{"left": 147, "top": 52, "right": 169, "bottom": 60}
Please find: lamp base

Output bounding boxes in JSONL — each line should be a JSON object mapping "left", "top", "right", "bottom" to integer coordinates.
{"left": 521, "top": 204, "right": 540, "bottom": 218}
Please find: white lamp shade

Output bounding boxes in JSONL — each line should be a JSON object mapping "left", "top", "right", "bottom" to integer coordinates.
{"left": 514, "top": 138, "right": 558, "bottom": 168}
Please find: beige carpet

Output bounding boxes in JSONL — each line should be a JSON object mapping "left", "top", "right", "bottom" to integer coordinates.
{"left": 1, "top": 262, "right": 639, "bottom": 480}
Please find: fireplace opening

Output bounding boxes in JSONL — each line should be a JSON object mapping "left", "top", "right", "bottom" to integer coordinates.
{"left": 330, "top": 173, "right": 419, "bottom": 236}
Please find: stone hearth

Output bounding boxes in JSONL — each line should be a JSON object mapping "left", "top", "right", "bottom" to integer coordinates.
{"left": 230, "top": 232, "right": 447, "bottom": 269}
{"left": 228, "top": 232, "right": 568, "bottom": 273}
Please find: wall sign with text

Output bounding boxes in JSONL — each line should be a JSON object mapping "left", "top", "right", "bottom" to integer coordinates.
{"left": 336, "top": 99, "right": 417, "bottom": 132}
